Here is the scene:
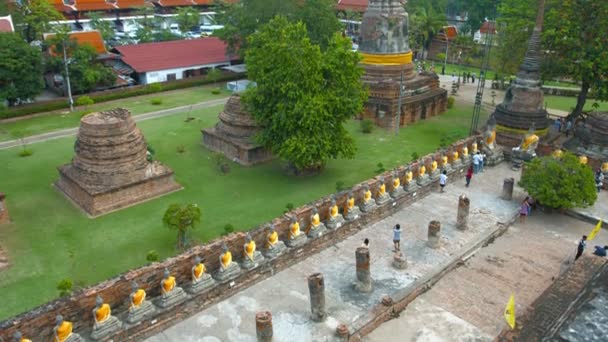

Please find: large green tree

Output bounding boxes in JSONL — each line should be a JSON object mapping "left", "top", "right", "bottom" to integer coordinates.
{"left": 409, "top": 3, "right": 447, "bottom": 57}
{"left": 17, "top": 0, "right": 64, "bottom": 42}
{"left": 244, "top": 16, "right": 366, "bottom": 173}
{"left": 0, "top": 33, "right": 44, "bottom": 106}
{"left": 493, "top": 0, "right": 536, "bottom": 77}
{"left": 175, "top": 6, "right": 200, "bottom": 33}
{"left": 214, "top": 0, "right": 341, "bottom": 56}
{"left": 544, "top": 0, "right": 608, "bottom": 119}
{"left": 135, "top": 6, "right": 156, "bottom": 43}
{"left": 87, "top": 12, "right": 114, "bottom": 42}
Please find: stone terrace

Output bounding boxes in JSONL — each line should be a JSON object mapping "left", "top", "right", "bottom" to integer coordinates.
{"left": 147, "top": 164, "right": 522, "bottom": 341}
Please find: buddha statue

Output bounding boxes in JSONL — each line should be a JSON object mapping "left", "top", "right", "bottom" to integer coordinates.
{"left": 472, "top": 142, "right": 478, "bottom": 154}
{"left": 429, "top": 157, "right": 440, "bottom": 180}
{"left": 482, "top": 116, "right": 506, "bottom": 166}
{"left": 552, "top": 149, "right": 563, "bottom": 159}
{"left": 390, "top": 173, "right": 405, "bottom": 199}
{"left": 512, "top": 123, "right": 539, "bottom": 165}
{"left": 441, "top": 154, "right": 453, "bottom": 173}
{"left": 157, "top": 268, "right": 187, "bottom": 309}
{"left": 187, "top": 256, "right": 215, "bottom": 294}
{"left": 343, "top": 191, "right": 361, "bottom": 221}
{"left": 360, "top": 184, "right": 377, "bottom": 213}
{"left": 126, "top": 281, "right": 155, "bottom": 323}
{"left": 285, "top": 216, "right": 307, "bottom": 248}
{"left": 375, "top": 178, "right": 391, "bottom": 205}
{"left": 12, "top": 331, "right": 32, "bottom": 342}
{"left": 579, "top": 155, "right": 588, "bottom": 165}
{"left": 90, "top": 295, "right": 121, "bottom": 340}
{"left": 417, "top": 162, "right": 431, "bottom": 186}
{"left": 602, "top": 162, "right": 608, "bottom": 176}
{"left": 213, "top": 243, "right": 241, "bottom": 282}
{"left": 263, "top": 224, "right": 286, "bottom": 259}
{"left": 241, "top": 233, "right": 265, "bottom": 270}
{"left": 53, "top": 315, "right": 83, "bottom": 342}
{"left": 326, "top": 196, "right": 345, "bottom": 229}
{"left": 307, "top": 207, "right": 327, "bottom": 239}
{"left": 451, "top": 150, "right": 462, "bottom": 169}
{"left": 403, "top": 168, "right": 419, "bottom": 192}
{"left": 462, "top": 146, "right": 469, "bottom": 158}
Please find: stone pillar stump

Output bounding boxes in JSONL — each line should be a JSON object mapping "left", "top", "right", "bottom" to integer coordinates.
{"left": 427, "top": 220, "right": 441, "bottom": 248}
{"left": 308, "top": 273, "right": 327, "bottom": 322}
{"left": 255, "top": 311, "right": 273, "bottom": 342}
{"left": 392, "top": 252, "right": 407, "bottom": 269}
{"left": 0, "top": 193, "right": 9, "bottom": 225}
{"left": 456, "top": 195, "right": 470, "bottom": 230}
{"left": 354, "top": 247, "right": 372, "bottom": 292}
{"left": 336, "top": 323, "right": 349, "bottom": 341}
{"left": 502, "top": 178, "right": 514, "bottom": 200}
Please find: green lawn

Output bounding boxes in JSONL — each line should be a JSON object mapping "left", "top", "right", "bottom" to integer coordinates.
{"left": 0, "top": 86, "right": 231, "bottom": 142}
{"left": 0, "top": 100, "right": 480, "bottom": 319}
{"left": 544, "top": 95, "right": 608, "bottom": 113}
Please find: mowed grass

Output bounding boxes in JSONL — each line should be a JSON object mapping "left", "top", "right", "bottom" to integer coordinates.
{"left": 0, "top": 86, "right": 231, "bottom": 142}
{"left": 544, "top": 95, "right": 608, "bottom": 113}
{"left": 0, "top": 101, "right": 481, "bottom": 319}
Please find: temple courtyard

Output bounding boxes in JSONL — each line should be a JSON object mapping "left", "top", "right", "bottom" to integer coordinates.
{"left": 146, "top": 164, "right": 608, "bottom": 341}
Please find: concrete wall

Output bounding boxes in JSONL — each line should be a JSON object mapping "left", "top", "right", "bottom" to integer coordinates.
{"left": 142, "top": 63, "right": 230, "bottom": 85}
{"left": 0, "top": 136, "right": 480, "bottom": 341}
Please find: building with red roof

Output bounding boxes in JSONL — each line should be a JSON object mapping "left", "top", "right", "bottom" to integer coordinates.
{"left": 0, "top": 15, "right": 15, "bottom": 33}
{"left": 51, "top": 0, "right": 147, "bottom": 13}
{"left": 44, "top": 30, "right": 109, "bottom": 55}
{"left": 336, "top": 0, "right": 368, "bottom": 12}
{"left": 113, "top": 37, "right": 238, "bottom": 84}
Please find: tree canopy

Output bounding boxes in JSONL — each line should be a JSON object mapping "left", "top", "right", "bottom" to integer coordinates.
{"left": 244, "top": 16, "right": 367, "bottom": 173}
{"left": 162, "top": 203, "right": 201, "bottom": 249}
{"left": 175, "top": 6, "right": 200, "bottom": 33}
{"left": 214, "top": 0, "right": 341, "bottom": 56}
{"left": 519, "top": 152, "right": 596, "bottom": 209}
{"left": 16, "top": 0, "right": 64, "bottom": 42}
{"left": 0, "top": 33, "right": 44, "bottom": 106}
{"left": 493, "top": 0, "right": 536, "bottom": 77}
{"left": 543, "top": 0, "right": 608, "bottom": 118}
{"left": 87, "top": 12, "right": 114, "bottom": 42}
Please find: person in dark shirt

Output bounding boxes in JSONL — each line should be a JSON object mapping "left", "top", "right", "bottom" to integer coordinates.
{"left": 593, "top": 245, "right": 608, "bottom": 257}
{"left": 575, "top": 235, "right": 587, "bottom": 260}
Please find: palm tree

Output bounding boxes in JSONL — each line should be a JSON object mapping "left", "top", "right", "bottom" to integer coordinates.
{"left": 410, "top": 4, "right": 447, "bottom": 58}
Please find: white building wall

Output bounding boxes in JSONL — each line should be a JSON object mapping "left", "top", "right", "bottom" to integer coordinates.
{"left": 142, "top": 62, "right": 230, "bottom": 85}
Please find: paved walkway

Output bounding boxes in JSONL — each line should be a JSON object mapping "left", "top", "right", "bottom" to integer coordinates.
{"left": 366, "top": 209, "right": 608, "bottom": 341}
{"left": 147, "top": 164, "right": 522, "bottom": 342}
{"left": 0, "top": 98, "right": 228, "bottom": 150}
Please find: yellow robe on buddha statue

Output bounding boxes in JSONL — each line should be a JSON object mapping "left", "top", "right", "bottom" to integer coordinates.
{"left": 311, "top": 213, "right": 320, "bottom": 227}
{"left": 54, "top": 321, "right": 73, "bottom": 342}
{"left": 290, "top": 222, "right": 301, "bottom": 238}
{"left": 245, "top": 241, "right": 256, "bottom": 260}
{"left": 393, "top": 178, "right": 400, "bottom": 190}
{"left": 522, "top": 134, "right": 539, "bottom": 150}
{"left": 453, "top": 151, "right": 459, "bottom": 161}
{"left": 431, "top": 161, "right": 437, "bottom": 172}
{"left": 347, "top": 197, "right": 355, "bottom": 210}
{"left": 579, "top": 155, "right": 588, "bottom": 164}
{"left": 442, "top": 156, "right": 449, "bottom": 166}
{"left": 20, "top": 338, "right": 32, "bottom": 342}
{"left": 486, "top": 130, "right": 496, "bottom": 145}
{"left": 420, "top": 166, "right": 426, "bottom": 176}
{"left": 379, "top": 184, "right": 386, "bottom": 195}
{"left": 268, "top": 231, "right": 278, "bottom": 247}
{"left": 472, "top": 143, "right": 478, "bottom": 153}
{"left": 95, "top": 303, "right": 111, "bottom": 324}
{"left": 132, "top": 289, "right": 146, "bottom": 308}
{"left": 405, "top": 171, "right": 413, "bottom": 183}
{"left": 364, "top": 190, "right": 372, "bottom": 202}
{"left": 162, "top": 276, "right": 175, "bottom": 294}
{"left": 193, "top": 263, "right": 206, "bottom": 280}
{"left": 602, "top": 162, "right": 608, "bottom": 173}
{"left": 221, "top": 251, "right": 232, "bottom": 269}
{"left": 330, "top": 205, "right": 338, "bottom": 218}
{"left": 463, "top": 147, "right": 469, "bottom": 157}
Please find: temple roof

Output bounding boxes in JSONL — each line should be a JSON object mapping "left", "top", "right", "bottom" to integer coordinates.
{"left": 52, "top": 0, "right": 147, "bottom": 12}
{"left": 44, "top": 30, "right": 108, "bottom": 55}
{"left": 336, "top": 0, "right": 368, "bottom": 12}
{"left": 0, "top": 15, "right": 14, "bottom": 33}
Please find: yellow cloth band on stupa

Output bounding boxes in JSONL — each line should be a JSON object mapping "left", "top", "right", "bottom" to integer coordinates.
{"left": 496, "top": 124, "right": 549, "bottom": 136}
{"left": 360, "top": 52, "right": 413, "bottom": 65}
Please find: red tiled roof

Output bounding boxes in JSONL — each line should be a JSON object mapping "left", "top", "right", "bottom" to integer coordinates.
{"left": 480, "top": 21, "right": 497, "bottom": 34}
{"left": 52, "top": 0, "right": 147, "bottom": 12}
{"left": 0, "top": 15, "right": 14, "bottom": 33}
{"left": 114, "top": 37, "right": 237, "bottom": 73}
{"left": 336, "top": 0, "right": 368, "bottom": 12}
{"left": 153, "top": 0, "right": 227, "bottom": 6}
{"left": 44, "top": 30, "right": 108, "bottom": 55}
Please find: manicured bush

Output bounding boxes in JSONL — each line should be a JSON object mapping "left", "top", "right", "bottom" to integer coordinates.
{"left": 75, "top": 95, "right": 94, "bottom": 108}
{"left": 176, "top": 144, "right": 186, "bottom": 153}
{"left": 435, "top": 53, "right": 446, "bottom": 62}
{"left": 376, "top": 162, "right": 385, "bottom": 173}
{"left": 211, "top": 88, "right": 221, "bottom": 95}
{"left": 410, "top": 152, "right": 419, "bottom": 161}
{"left": 447, "top": 96, "right": 455, "bottom": 109}
{"left": 360, "top": 119, "right": 374, "bottom": 133}
{"left": 222, "top": 224, "right": 235, "bottom": 236}
{"left": 335, "top": 180, "right": 346, "bottom": 192}
{"left": 519, "top": 152, "right": 596, "bottom": 209}
{"left": 146, "top": 250, "right": 160, "bottom": 262}
{"left": 18, "top": 149, "right": 33, "bottom": 157}
{"left": 150, "top": 98, "right": 163, "bottom": 105}
{"left": 57, "top": 278, "right": 73, "bottom": 297}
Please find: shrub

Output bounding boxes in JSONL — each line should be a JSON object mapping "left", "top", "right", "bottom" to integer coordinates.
{"left": 336, "top": 180, "right": 346, "bottom": 192}
{"left": 435, "top": 53, "right": 446, "bottom": 62}
{"left": 360, "top": 119, "right": 374, "bottom": 133}
{"left": 146, "top": 250, "right": 160, "bottom": 262}
{"left": 447, "top": 96, "right": 455, "bottom": 109}
{"left": 410, "top": 152, "right": 419, "bottom": 161}
{"left": 147, "top": 145, "right": 155, "bottom": 161}
{"left": 211, "top": 88, "right": 222, "bottom": 95}
{"left": 376, "top": 162, "right": 385, "bottom": 173}
{"left": 519, "top": 152, "right": 596, "bottom": 209}
{"left": 176, "top": 144, "right": 186, "bottom": 153}
{"left": 285, "top": 203, "right": 294, "bottom": 212}
{"left": 147, "top": 83, "right": 163, "bottom": 92}
{"left": 75, "top": 95, "right": 94, "bottom": 108}
{"left": 18, "top": 149, "right": 33, "bottom": 157}
{"left": 212, "top": 152, "right": 230, "bottom": 174}
{"left": 57, "top": 278, "right": 73, "bottom": 297}
{"left": 150, "top": 98, "right": 163, "bottom": 105}
{"left": 222, "top": 223, "right": 235, "bottom": 236}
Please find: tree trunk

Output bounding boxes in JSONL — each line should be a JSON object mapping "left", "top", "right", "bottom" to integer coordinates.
{"left": 570, "top": 80, "right": 590, "bottom": 120}
{"left": 177, "top": 230, "right": 185, "bottom": 249}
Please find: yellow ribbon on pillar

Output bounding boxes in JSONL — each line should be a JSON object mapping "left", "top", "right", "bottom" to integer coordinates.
{"left": 360, "top": 51, "right": 413, "bottom": 65}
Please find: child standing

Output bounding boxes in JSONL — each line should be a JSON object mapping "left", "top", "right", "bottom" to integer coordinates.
{"left": 465, "top": 165, "right": 473, "bottom": 187}
{"left": 393, "top": 224, "right": 401, "bottom": 251}
{"left": 439, "top": 170, "right": 448, "bottom": 192}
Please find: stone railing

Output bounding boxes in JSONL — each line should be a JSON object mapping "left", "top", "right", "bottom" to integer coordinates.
{"left": 0, "top": 136, "right": 480, "bottom": 341}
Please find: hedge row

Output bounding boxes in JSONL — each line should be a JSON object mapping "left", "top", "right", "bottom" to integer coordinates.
{"left": 0, "top": 72, "right": 246, "bottom": 120}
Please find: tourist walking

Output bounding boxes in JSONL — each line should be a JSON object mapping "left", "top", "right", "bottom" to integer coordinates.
{"left": 465, "top": 165, "right": 473, "bottom": 187}
{"left": 554, "top": 119, "right": 562, "bottom": 133}
{"left": 473, "top": 151, "right": 481, "bottom": 174}
{"left": 472, "top": 72, "right": 476, "bottom": 83}
{"left": 566, "top": 120, "right": 573, "bottom": 137}
{"left": 439, "top": 170, "right": 448, "bottom": 193}
{"left": 575, "top": 235, "right": 587, "bottom": 260}
{"left": 595, "top": 169, "right": 604, "bottom": 193}
{"left": 393, "top": 224, "right": 401, "bottom": 251}
{"left": 519, "top": 198, "right": 530, "bottom": 223}
{"left": 479, "top": 153, "right": 486, "bottom": 173}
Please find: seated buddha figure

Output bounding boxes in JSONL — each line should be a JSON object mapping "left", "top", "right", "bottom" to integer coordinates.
{"left": 91, "top": 295, "right": 121, "bottom": 340}
{"left": 326, "top": 197, "right": 345, "bottom": 229}
{"left": 602, "top": 162, "right": 608, "bottom": 175}
{"left": 579, "top": 155, "right": 588, "bottom": 165}
{"left": 344, "top": 191, "right": 361, "bottom": 221}
{"left": 126, "top": 281, "right": 155, "bottom": 324}
{"left": 471, "top": 142, "right": 478, "bottom": 154}
{"left": 441, "top": 154, "right": 452, "bottom": 172}
{"left": 214, "top": 242, "right": 242, "bottom": 281}
{"left": 429, "top": 158, "right": 440, "bottom": 180}
{"left": 390, "top": 173, "right": 405, "bottom": 198}
{"left": 417, "top": 162, "right": 431, "bottom": 186}
{"left": 452, "top": 150, "right": 462, "bottom": 168}
{"left": 286, "top": 216, "right": 307, "bottom": 247}
{"left": 53, "top": 315, "right": 82, "bottom": 342}
{"left": 219, "top": 243, "right": 233, "bottom": 272}
{"left": 513, "top": 124, "right": 539, "bottom": 162}
{"left": 360, "top": 184, "right": 377, "bottom": 213}
{"left": 263, "top": 224, "right": 286, "bottom": 258}
{"left": 462, "top": 146, "right": 469, "bottom": 158}
{"left": 307, "top": 207, "right": 327, "bottom": 238}
{"left": 12, "top": 331, "right": 32, "bottom": 342}
{"left": 376, "top": 178, "right": 390, "bottom": 205}
{"left": 188, "top": 256, "right": 215, "bottom": 293}
{"left": 242, "top": 232, "right": 264, "bottom": 269}
{"left": 161, "top": 268, "right": 176, "bottom": 296}
{"left": 158, "top": 268, "right": 187, "bottom": 308}
{"left": 552, "top": 149, "right": 563, "bottom": 159}
{"left": 192, "top": 256, "right": 207, "bottom": 283}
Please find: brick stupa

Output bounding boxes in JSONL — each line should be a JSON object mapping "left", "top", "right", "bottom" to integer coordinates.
{"left": 55, "top": 108, "right": 181, "bottom": 217}
{"left": 494, "top": 0, "right": 550, "bottom": 146}
{"left": 359, "top": 0, "right": 447, "bottom": 130}
{"left": 201, "top": 94, "right": 272, "bottom": 166}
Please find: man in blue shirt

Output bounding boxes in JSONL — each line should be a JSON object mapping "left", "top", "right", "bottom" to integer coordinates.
{"left": 575, "top": 235, "right": 587, "bottom": 260}
{"left": 593, "top": 245, "right": 608, "bottom": 257}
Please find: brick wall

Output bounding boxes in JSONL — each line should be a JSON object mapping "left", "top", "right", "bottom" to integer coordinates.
{"left": 0, "top": 136, "right": 480, "bottom": 341}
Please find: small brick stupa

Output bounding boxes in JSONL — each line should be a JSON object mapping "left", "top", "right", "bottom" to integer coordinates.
{"left": 201, "top": 94, "right": 272, "bottom": 166}
{"left": 55, "top": 108, "right": 181, "bottom": 217}
{"left": 359, "top": 0, "right": 447, "bottom": 130}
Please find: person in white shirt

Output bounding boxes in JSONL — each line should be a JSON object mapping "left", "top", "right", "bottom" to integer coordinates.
{"left": 439, "top": 170, "right": 448, "bottom": 192}
{"left": 473, "top": 152, "right": 481, "bottom": 174}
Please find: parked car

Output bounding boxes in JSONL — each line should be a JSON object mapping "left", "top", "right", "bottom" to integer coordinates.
{"left": 169, "top": 23, "right": 181, "bottom": 35}
{"left": 184, "top": 31, "right": 200, "bottom": 40}
{"left": 200, "top": 25, "right": 224, "bottom": 37}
